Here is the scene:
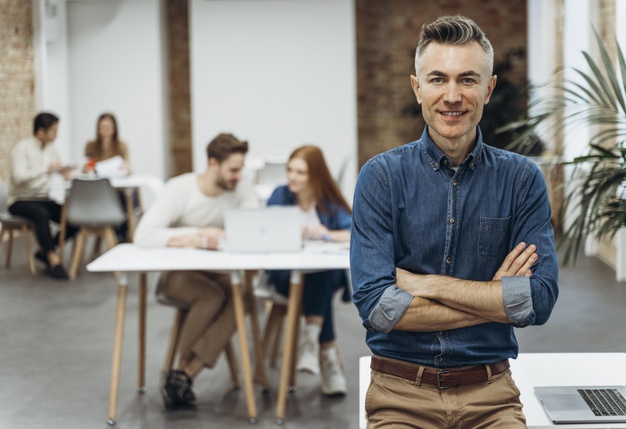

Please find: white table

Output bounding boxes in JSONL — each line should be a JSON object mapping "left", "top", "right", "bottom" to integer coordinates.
{"left": 87, "top": 243, "right": 350, "bottom": 425}
{"left": 359, "top": 353, "right": 626, "bottom": 429}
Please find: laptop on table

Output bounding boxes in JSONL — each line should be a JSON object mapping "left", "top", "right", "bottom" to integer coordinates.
{"left": 535, "top": 385, "right": 626, "bottom": 424}
{"left": 224, "top": 207, "right": 302, "bottom": 253}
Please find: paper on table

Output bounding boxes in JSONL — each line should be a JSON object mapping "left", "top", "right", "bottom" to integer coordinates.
{"left": 95, "top": 155, "right": 127, "bottom": 178}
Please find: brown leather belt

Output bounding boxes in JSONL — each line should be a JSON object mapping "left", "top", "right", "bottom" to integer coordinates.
{"left": 370, "top": 356, "right": 510, "bottom": 389}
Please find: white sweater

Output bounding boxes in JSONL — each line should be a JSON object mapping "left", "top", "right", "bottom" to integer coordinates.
{"left": 9, "top": 136, "right": 63, "bottom": 204}
{"left": 133, "top": 173, "right": 259, "bottom": 247}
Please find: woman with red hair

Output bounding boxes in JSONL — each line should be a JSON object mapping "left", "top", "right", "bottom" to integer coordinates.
{"left": 267, "top": 145, "right": 351, "bottom": 397}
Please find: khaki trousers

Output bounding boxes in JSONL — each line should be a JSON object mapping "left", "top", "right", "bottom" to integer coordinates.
{"left": 161, "top": 270, "right": 239, "bottom": 368}
{"left": 366, "top": 358, "right": 527, "bottom": 429}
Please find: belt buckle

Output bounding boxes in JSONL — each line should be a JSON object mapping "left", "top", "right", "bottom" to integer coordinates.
{"left": 436, "top": 370, "right": 449, "bottom": 389}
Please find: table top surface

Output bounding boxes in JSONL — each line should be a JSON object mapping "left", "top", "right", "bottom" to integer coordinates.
{"left": 87, "top": 242, "right": 350, "bottom": 272}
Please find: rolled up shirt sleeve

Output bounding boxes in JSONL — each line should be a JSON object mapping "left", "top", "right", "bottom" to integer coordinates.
{"left": 501, "top": 276, "right": 534, "bottom": 327}
{"left": 367, "top": 286, "right": 414, "bottom": 333}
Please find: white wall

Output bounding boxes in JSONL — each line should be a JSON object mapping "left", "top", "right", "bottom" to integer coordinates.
{"left": 189, "top": 0, "right": 357, "bottom": 193}
{"left": 66, "top": 0, "right": 166, "bottom": 177}
{"left": 36, "top": 0, "right": 357, "bottom": 195}
{"left": 39, "top": 0, "right": 167, "bottom": 179}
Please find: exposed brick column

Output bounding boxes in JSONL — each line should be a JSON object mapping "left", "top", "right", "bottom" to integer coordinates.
{"left": 164, "top": 0, "right": 193, "bottom": 177}
{"left": 0, "top": 0, "right": 36, "bottom": 187}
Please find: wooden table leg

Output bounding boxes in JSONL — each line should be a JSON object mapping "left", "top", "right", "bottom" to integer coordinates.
{"left": 107, "top": 273, "right": 128, "bottom": 426}
{"left": 244, "top": 271, "right": 269, "bottom": 390}
{"left": 124, "top": 191, "right": 135, "bottom": 242}
{"left": 138, "top": 273, "right": 147, "bottom": 393}
{"left": 275, "top": 270, "right": 303, "bottom": 424}
{"left": 230, "top": 271, "right": 257, "bottom": 423}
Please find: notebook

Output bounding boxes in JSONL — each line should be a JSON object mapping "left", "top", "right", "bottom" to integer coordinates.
{"left": 224, "top": 207, "right": 302, "bottom": 253}
{"left": 535, "top": 385, "right": 626, "bottom": 424}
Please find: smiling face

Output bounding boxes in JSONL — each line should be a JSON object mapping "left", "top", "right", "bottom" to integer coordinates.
{"left": 286, "top": 157, "right": 310, "bottom": 196}
{"left": 411, "top": 41, "right": 497, "bottom": 163}
{"left": 214, "top": 153, "right": 245, "bottom": 191}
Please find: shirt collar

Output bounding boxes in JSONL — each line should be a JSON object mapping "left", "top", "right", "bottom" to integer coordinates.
{"left": 420, "top": 126, "right": 485, "bottom": 172}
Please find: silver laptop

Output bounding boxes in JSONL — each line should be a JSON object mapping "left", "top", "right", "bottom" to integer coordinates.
{"left": 535, "top": 385, "right": 626, "bottom": 424}
{"left": 224, "top": 207, "right": 302, "bottom": 253}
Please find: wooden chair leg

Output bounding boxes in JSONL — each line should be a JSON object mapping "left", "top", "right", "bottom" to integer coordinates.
{"left": 102, "top": 227, "right": 118, "bottom": 252}
{"left": 5, "top": 229, "right": 14, "bottom": 268}
{"left": 163, "top": 309, "right": 186, "bottom": 373}
{"left": 263, "top": 303, "right": 287, "bottom": 368}
{"left": 0, "top": 228, "right": 7, "bottom": 267}
{"left": 91, "top": 235, "right": 102, "bottom": 261}
{"left": 224, "top": 340, "right": 240, "bottom": 388}
{"left": 69, "top": 229, "right": 87, "bottom": 279}
{"left": 261, "top": 302, "right": 275, "bottom": 363}
{"left": 21, "top": 225, "right": 35, "bottom": 274}
{"left": 270, "top": 304, "right": 287, "bottom": 368}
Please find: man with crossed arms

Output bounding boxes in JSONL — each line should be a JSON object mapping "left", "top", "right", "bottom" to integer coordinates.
{"left": 351, "top": 15, "right": 558, "bottom": 428}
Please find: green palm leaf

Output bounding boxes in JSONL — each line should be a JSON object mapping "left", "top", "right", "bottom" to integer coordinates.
{"left": 502, "top": 30, "right": 626, "bottom": 265}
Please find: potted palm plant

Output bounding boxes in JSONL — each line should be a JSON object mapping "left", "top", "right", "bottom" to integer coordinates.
{"left": 501, "top": 31, "right": 626, "bottom": 269}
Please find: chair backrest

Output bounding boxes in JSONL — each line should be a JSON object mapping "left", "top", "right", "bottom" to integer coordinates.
{"left": 0, "top": 180, "right": 9, "bottom": 214}
{"left": 257, "top": 160, "right": 287, "bottom": 186}
{"left": 66, "top": 177, "right": 126, "bottom": 227}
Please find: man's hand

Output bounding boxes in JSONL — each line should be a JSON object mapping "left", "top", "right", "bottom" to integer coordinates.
{"left": 198, "top": 226, "right": 225, "bottom": 250}
{"left": 492, "top": 242, "right": 537, "bottom": 281}
{"left": 167, "top": 234, "right": 202, "bottom": 248}
{"left": 167, "top": 227, "right": 225, "bottom": 250}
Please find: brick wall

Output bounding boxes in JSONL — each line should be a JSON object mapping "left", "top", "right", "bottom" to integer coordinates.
{"left": 0, "top": 0, "right": 36, "bottom": 188}
{"left": 164, "top": 0, "right": 192, "bottom": 177}
{"left": 355, "top": 0, "right": 528, "bottom": 167}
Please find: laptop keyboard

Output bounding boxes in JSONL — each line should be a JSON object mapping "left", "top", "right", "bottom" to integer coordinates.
{"left": 578, "top": 388, "right": 626, "bottom": 416}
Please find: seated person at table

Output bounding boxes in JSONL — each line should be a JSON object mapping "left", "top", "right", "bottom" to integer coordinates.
{"left": 84, "top": 112, "right": 132, "bottom": 242}
{"left": 266, "top": 145, "right": 351, "bottom": 396}
{"left": 134, "top": 133, "right": 258, "bottom": 408}
{"left": 9, "top": 112, "right": 78, "bottom": 280}
{"left": 84, "top": 113, "right": 130, "bottom": 176}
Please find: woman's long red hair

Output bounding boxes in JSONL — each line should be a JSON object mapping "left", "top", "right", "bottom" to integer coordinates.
{"left": 289, "top": 145, "right": 351, "bottom": 214}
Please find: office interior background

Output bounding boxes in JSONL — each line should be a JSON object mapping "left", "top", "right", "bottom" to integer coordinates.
{"left": 2, "top": 0, "right": 626, "bottom": 428}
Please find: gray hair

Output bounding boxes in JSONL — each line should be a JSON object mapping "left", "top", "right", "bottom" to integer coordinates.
{"left": 414, "top": 15, "right": 494, "bottom": 76}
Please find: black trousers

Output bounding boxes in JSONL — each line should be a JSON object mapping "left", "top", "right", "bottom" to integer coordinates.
{"left": 9, "top": 200, "right": 79, "bottom": 254}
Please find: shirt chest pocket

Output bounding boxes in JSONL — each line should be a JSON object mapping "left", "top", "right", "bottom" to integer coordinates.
{"left": 478, "top": 216, "right": 511, "bottom": 260}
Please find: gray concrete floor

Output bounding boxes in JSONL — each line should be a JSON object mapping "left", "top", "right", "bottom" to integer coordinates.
{"left": 1, "top": 237, "right": 625, "bottom": 429}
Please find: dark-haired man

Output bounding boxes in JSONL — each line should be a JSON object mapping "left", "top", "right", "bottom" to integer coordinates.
{"left": 351, "top": 15, "right": 558, "bottom": 427}
{"left": 134, "top": 133, "right": 258, "bottom": 408}
{"left": 9, "top": 112, "right": 78, "bottom": 280}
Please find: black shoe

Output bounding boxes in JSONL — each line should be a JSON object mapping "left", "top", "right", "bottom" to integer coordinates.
{"left": 34, "top": 251, "right": 51, "bottom": 269}
{"left": 161, "top": 370, "right": 196, "bottom": 409}
{"left": 48, "top": 264, "right": 69, "bottom": 281}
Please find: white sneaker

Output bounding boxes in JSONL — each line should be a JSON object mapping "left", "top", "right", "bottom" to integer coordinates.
{"left": 320, "top": 355, "right": 347, "bottom": 396}
{"left": 297, "top": 336, "right": 320, "bottom": 375}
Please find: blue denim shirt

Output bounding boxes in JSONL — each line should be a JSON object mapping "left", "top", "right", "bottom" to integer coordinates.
{"left": 350, "top": 127, "right": 559, "bottom": 368}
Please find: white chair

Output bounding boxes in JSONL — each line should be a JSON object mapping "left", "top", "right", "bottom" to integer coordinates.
{"left": 0, "top": 180, "right": 36, "bottom": 274}
{"left": 257, "top": 158, "right": 287, "bottom": 186}
{"left": 65, "top": 177, "right": 126, "bottom": 278}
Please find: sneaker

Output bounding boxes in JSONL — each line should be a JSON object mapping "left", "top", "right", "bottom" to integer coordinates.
{"left": 297, "top": 336, "right": 320, "bottom": 375}
{"left": 48, "top": 264, "right": 69, "bottom": 281}
{"left": 320, "top": 355, "right": 347, "bottom": 397}
{"left": 161, "top": 370, "right": 196, "bottom": 409}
